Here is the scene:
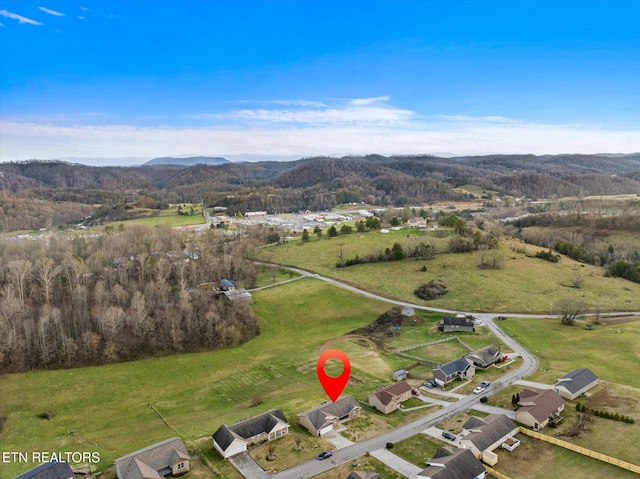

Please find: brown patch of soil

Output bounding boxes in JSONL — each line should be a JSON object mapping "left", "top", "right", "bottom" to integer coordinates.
{"left": 587, "top": 388, "right": 636, "bottom": 410}
{"left": 557, "top": 413, "right": 592, "bottom": 438}
{"left": 349, "top": 308, "right": 406, "bottom": 349}
{"left": 318, "top": 335, "right": 378, "bottom": 355}
{"left": 593, "top": 315, "right": 640, "bottom": 326}
{"left": 414, "top": 281, "right": 448, "bottom": 300}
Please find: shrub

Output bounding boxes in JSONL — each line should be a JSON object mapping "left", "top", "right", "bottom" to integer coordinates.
{"left": 386, "top": 442, "right": 394, "bottom": 450}
{"left": 480, "top": 396, "right": 488, "bottom": 403}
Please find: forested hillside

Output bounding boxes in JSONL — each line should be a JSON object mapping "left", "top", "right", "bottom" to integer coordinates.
{"left": 2, "top": 154, "right": 640, "bottom": 231}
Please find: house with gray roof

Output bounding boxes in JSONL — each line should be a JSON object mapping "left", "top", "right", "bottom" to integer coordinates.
{"left": 212, "top": 409, "right": 289, "bottom": 459}
{"left": 346, "top": 472, "right": 382, "bottom": 479}
{"left": 298, "top": 396, "right": 361, "bottom": 436}
{"left": 465, "top": 345, "right": 502, "bottom": 369}
{"left": 438, "top": 316, "right": 475, "bottom": 333}
{"left": 460, "top": 414, "right": 519, "bottom": 465}
{"left": 433, "top": 358, "right": 475, "bottom": 386}
{"left": 114, "top": 437, "right": 190, "bottom": 479}
{"left": 418, "top": 447, "right": 486, "bottom": 479}
{"left": 516, "top": 389, "right": 565, "bottom": 430}
{"left": 14, "top": 462, "right": 74, "bottom": 479}
{"left": 554, "top": 368, "right": 599, "bottom": 399}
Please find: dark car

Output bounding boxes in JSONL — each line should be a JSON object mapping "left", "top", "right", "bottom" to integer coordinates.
{"left": 317, "top": 451, "right": 333, "bottom": 460}
{"left": 442, "top": 431, "right": 456, "bottom": 441}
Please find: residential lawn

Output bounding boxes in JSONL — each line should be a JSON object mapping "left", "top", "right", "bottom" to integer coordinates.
{"left": 437, "top": 410, "right": 488, "bottom": 436}
{"left": 249, "top": 427, "right": 335, "bottom": 473}
{"left": 339, "top": 407, "right": 441, "bottom": 443}
{"left": 310, "top": 456, "right": 405, "bottom": 479}
{"left": 0, "top": 279, "right": 391, "bottom": 478}
{"left": 392, "top": 434, "right": 442, "bottom": 468}
{"left": 492, "top": 434, "right": 640, "bottom": 479}
{"left": 253, "top": 264, "right": 301, "bottom": 288}
{"left": 259, "top": 234, "right": 640, "bottom": 313}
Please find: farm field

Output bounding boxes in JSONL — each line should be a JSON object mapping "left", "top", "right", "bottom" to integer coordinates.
{"left": 109, "top": 203, "right": 205, "bottom": 228}
{"left": 260, "top": 231, "right": 640, "bottom": 313}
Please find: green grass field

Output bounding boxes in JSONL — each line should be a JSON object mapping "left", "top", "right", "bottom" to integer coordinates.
{"left": 0, "top": 279, "right": 393, "bottom": 478}
{"left": 110, "top": 203, "right": 205, "bottom": 228}
{"left": 260, "top": 232, "right": 640, "bottom": 313}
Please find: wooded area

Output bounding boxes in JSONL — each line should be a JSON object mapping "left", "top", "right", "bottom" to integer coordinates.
{"left": 0, "top": 226, "right": 260, "bottom": 372}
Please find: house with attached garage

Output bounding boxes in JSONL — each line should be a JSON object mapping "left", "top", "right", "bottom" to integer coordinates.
{"left": 553, "top": 368, "right": 599, "bottom": 400}
{"left": 114, "top": 437, "right": 190, "bottom": 479}
{"left": 368, "top": 380, "right": 413, "bottom": 414}
{"left": 465, "top": 345, "right": 502, "bottom": 369}
{"left": 14, "top": 461, "right": 74, "bottom": 479}
{"left": 516, "top": 389, "right": 565, "bottom": 430}
{"left": 298, "top": 396, "right": 361, "bottom": 436}
{"left": 418, "top": 447, "right": 486, "bottom": 479}
{"left": 212, "top": 409, "right": 289, "bottom": 459}
{"left": 459, "top": 414, "right": 519, "bottom": 466}
{"left": 433, "top": 358, "right": 475, "bottom": 385}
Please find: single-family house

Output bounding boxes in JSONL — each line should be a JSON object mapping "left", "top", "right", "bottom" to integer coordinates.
{"left": 433, "top": 358, "right": 475, "bottom": 385}
{"left": 298, "top": 396, "right": 361, "bottom": 436}
{"left": 438, "top": 317, "right": 475, "bottom": 333}
{"left": 459, "top": 414, "right": 519, "bottom": 465}
{"left": 393, "top": 369, "right": 409, "bottom": 381}
{"left": 346, "top": 473, "right": 382, "bottom": 479}
{"left": 368, "top": 380, "right": 413, "bottom": 414}
{"left": 216, "top": 279, "right": 252, "bottom": 303}
{"left": 418, "top": 447, "right": 486, "bottom": 479}
{"left": 212, "top": 409, "right": 289, "bottom": 459}
{"left": 114, "top": 437, "right": 190, "bottom": 479}
{"left": 516, "top": 389, "right": 565, "bottom": 430}
{"left": 14, "top": 461, "right": 74, "bottom": 479}
{"left": 554, "top": 368, "right": 599, "bottom": 400}
{"left": 465, "top": 345, "right": 502, "bottom": 369}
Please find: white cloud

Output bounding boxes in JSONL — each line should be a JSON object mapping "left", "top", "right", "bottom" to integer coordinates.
{"left": 2, "top": 116, "right": 639, "bottom": 162}
{"left": 349, "top": 96, "right": 390, "bottom": 106}
{"left": 78, "top": 16, "right": 84, "bottom": 20}
{"left": 0, "top": 9, "right": 43, "bottom": 25}
{"left": 38, "top": 6, "right": 65, "bottom": 16}
{"left": 80, "top": 6, "right": 89, "bottom": 12}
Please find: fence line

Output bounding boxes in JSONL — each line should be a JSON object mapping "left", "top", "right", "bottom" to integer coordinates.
{"left": 518, "top": 427, "right": 640, "bottom": 474}
{"left": 484, "top": 465, "right": 513, "bottom": 479}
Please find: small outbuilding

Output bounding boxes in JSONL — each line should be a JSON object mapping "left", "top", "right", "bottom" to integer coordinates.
{"left": 393, "top": 369, "right": 409, "bottom": 381}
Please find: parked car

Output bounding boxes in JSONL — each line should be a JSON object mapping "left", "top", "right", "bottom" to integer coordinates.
{"left": 411, "top": 387, "right": 420, "bottom": 396}
{"left": 317, "top": 451, "right": 333, "bottom": 460}
{"left": 479, "top": 381, "right": 490, "bottom": 388}
{"left": 424, "top": 380, "right": 436, "bottom": 388}
{"left": 473, "top": 385, "right": 486, "bottom": 394}
{"left": 442, "top": 431, "right": 456, "bottom": 441}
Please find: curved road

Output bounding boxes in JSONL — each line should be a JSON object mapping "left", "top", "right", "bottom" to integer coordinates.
{"left": 260, "top": 265, "right": 541, "bottom": 479}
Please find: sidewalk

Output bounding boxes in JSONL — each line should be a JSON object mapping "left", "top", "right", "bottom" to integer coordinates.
{"left": 370, "top": 448, "right": 423, "bottom": 478}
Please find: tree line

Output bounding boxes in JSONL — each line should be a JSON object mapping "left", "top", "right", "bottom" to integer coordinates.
{"left": 0, "top": 226, "right": 260, "bottom": 372}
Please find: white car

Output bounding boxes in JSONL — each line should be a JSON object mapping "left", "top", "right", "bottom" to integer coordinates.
{"left": 473, "top": 385, "right": 486, "bottom": 394}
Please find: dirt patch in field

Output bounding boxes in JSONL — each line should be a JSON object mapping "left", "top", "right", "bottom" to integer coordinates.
{"left": 348, "top": 308, "right": 406, "bottom": 349}
{"left": 318, "top": 335, "right": 378, "bottom": 354}
{"left": 586, "top": 387, "right": 637, "bottom": 411}
{"left": 557, "top": 413, "right": 592, "bottom": 438}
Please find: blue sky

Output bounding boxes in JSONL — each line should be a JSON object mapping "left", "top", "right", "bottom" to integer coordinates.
{"left": 1, "top": 0, "right": 639, "bottom": 163}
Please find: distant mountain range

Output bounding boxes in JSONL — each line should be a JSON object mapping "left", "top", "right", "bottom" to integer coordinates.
{"left": 142, "top": 156, "right": 230, "bottom": 167}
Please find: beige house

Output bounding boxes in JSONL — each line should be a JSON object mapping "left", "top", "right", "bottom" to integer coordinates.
{"left": 465, "top": 345, "right": 502, "bottom": 369}
{"left": 298, "top": 396, "right": 361, "bottom": 436}
{"left": 554, "top": 368, "right": 599, "bottom": 400}
{"left": 459, "top": 414, "right": 519, "bottom": 466}
{"left": 212, "top": 409, "right": 289, "bottom": 459}
{"left": 115, "top": 437, "right": 190, "bottom": 479}
{"left": 368, "top": 380, "right": 413, "bottom": 414}
{"left": 516, "top": 389, "right": 565, "bottom": 430}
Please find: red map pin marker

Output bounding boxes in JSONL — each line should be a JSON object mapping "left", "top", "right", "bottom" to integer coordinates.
{"left": 317, "top": 349, "right": 351, "bottom": 402}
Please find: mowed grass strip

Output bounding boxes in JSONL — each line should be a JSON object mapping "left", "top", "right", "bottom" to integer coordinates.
{"left": 0, "top": 279, "right": 388, "bottom": 478}
{"left": 261, "top": 233, "right": 640, "bottom": 313}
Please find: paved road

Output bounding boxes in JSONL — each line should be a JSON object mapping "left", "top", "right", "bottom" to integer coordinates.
{"left": 259, "top": 264, "right": 635, "bottom": 479}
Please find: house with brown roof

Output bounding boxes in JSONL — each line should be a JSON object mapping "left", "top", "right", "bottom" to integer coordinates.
{"left": 418, "top": 447, "right": 486, "bottom": 479}
{"left": 465, "top": 345, "right": 502, "bottom": 369}
{"left": 298, "top": 396, "right": 361, "bottom": 436}
{"left": 114, "top": 437, "right": 190, "bottom": 479}
{"left": 14, "top": 462, "right": 74, "bottom": 479}
{"left": 516, "top": 389, "right": 565, "bottom": 430}
{"left": 368, "top": 380, "right": 413, "bottom": 414}
{"left": 212, "top": 409, "right": 289, "bottom": 459}
{"left": 554, "top": 368, "right": 599, "bottom": 400}
{"left": 459, "top": 414, "right": 519, "bottom": 465}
